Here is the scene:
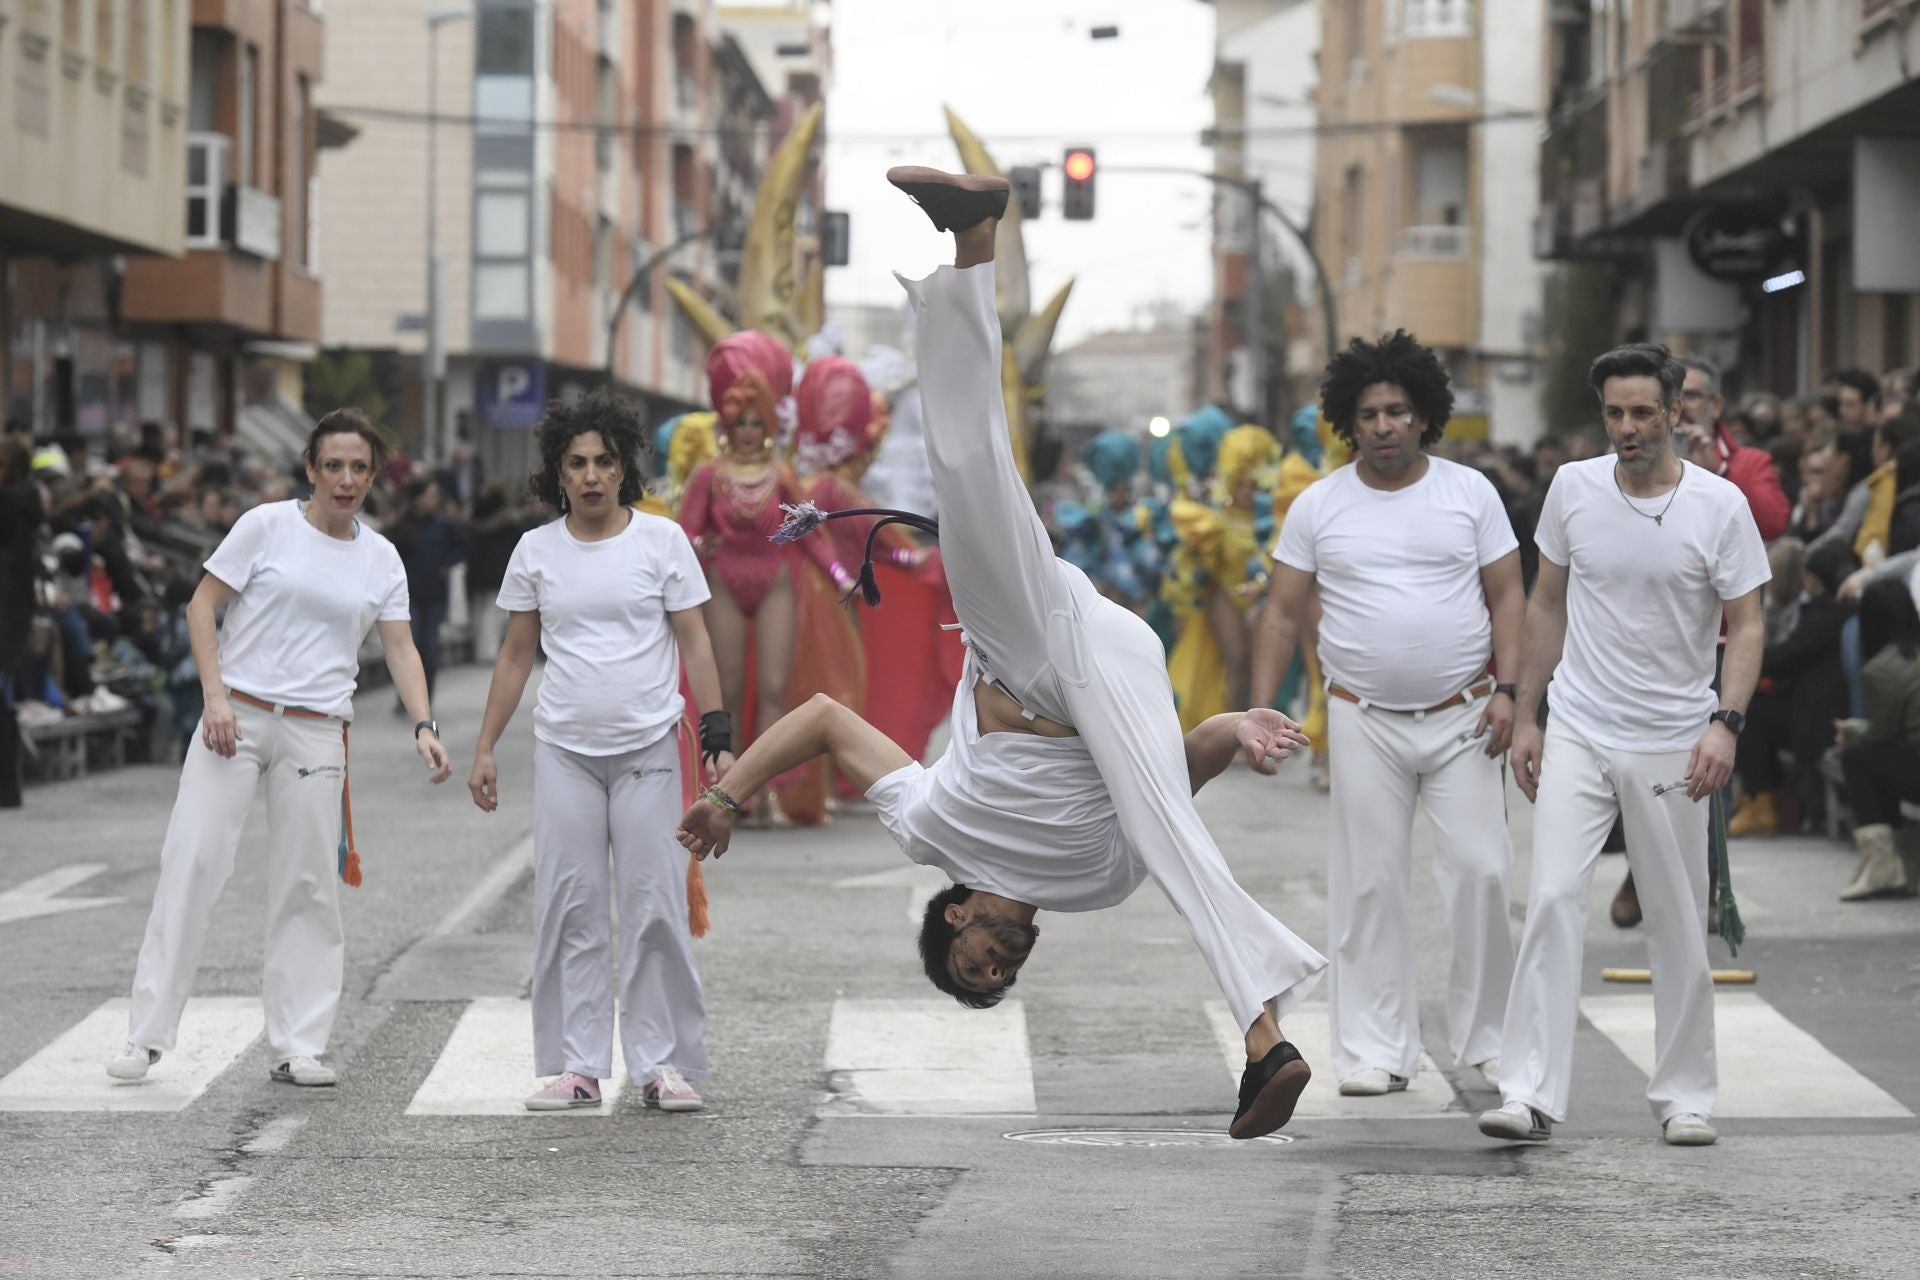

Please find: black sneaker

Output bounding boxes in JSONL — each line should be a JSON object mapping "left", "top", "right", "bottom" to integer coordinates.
{"left": 1230, "top": 1040, "right": 1311, "bottom": 1139}
{"left": 886, "top": 166, "right": 1010, "bottom": 233}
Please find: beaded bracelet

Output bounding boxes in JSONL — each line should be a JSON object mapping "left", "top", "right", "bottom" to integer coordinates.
{"left": 701, "top": 785, "right": 744, "bottom": 817}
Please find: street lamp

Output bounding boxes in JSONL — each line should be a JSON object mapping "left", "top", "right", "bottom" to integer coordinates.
{"left": 423, "top": 2, "right": 474, "bottom": 469}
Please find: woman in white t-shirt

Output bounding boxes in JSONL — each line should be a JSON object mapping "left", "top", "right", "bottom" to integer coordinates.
{"left": 108, "top": 410, "right": 454, "bottom": 1088}
{"left": 468, "top": 391, "right": 733, "bottom": 1113}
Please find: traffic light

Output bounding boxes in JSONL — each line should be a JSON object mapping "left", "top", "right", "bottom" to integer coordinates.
{"left": 820, "top": 211, "right": 850, "bottom": 267}
{"left": 1010, "top": 165, "right": 1042, "bottom": 220}
{"left": 1062, "top": 147, "right": 1096, "bottom": 220}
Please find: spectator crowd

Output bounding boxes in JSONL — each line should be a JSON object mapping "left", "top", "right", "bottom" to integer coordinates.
{"left": 0, "top": 418, "right": 539, "bottom": 810}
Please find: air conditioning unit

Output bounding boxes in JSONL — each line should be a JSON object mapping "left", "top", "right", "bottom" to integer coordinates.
{"left": 1666, "top": 0, "right": 1728, "bottom": 37}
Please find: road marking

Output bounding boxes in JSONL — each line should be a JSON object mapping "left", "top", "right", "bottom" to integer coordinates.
{"left": 1204, "top": 1001, "right": 1460, "bottom": 1119}
{"left": 831, "top": 863, "right": 952, "bottom": 925}
{"left": 0, "top": 864, "right": 125, "bottom": 924}
{"left": 821, "top": 998, "right": 1034, "bottom": 1116}
{"left": 405, "top": 997, "right": 625, "bottom": 1116}
{"left": 430, "top": 835, "right": 533, "bottom": 938}
{"left": 1581, "top": 991, "right": 1912, "bottom": 1118}
{"left": 172, "top": 1117, "right": 309, "bottom": 1220}
{"left": 0, "top": 998, "right": 262, "bottom": 1112}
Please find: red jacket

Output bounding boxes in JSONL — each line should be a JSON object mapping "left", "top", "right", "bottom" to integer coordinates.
{"left": 1715, "top": 423, "right": 1788, "bottom": 541}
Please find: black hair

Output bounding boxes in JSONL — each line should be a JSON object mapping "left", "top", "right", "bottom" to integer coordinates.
{"left": 305, "top": 408, "right": 392, "bottom": 471}
{"left": 1858, "top": 577, "right": 1920, "bottom": 664}
{"left": 1876, "top": 414, "right": 1920, "bottom": 459}
{"left": 1894, "top": 437, "right": 1920, "bottom": 496}
{"left": 1831, "top": 368, "right": 1881, "bottom": 407}
{"left": 918, "top": 884, "right": 1014, "bottom": 1010}
{"left": 1319, "top": 331, "right": 1452, "bottom": 448}
{"left": 1588, "top": 342, "right": 1685, "bottom": 411}
{"left": 1804, "top": 540, "right": 1858, "bottom": 596}
{"left": 1835, "top": 428, "right": 1877, "bottom": 487}
{"left": 527, "top": 388, "right": 649, "bottom": 512}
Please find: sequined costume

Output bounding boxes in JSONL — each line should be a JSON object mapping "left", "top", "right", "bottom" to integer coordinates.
{"left": 1056, "top": 431, "right": 1161, "bottom": 612}
{"left": 678, "top": 459, "right": 842, "bottom": 615}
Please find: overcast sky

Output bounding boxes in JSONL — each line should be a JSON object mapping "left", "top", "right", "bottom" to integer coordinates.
{"left": 821, "top": 0, "right": 1217, "bottom": 347}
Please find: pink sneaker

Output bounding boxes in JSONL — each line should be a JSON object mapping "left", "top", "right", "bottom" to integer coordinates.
{"left": 524, "top": 1072, "right": 602, "bottom": 1111}
{"left": 642, "top": 1067, "right": 703, "bottom": 1112}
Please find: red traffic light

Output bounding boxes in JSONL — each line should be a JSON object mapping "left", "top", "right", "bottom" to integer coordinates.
{"left": 1064, "top": 150, "right": 1096, "bottom": 182}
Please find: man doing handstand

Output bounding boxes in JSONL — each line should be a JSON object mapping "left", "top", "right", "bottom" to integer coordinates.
{"left": 678, "top": 166, "right": 1328, "bottom": 1139}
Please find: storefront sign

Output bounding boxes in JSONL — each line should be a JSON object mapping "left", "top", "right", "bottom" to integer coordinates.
{"left": 1684, "top": 206, "right": 1791, "bottom": 281}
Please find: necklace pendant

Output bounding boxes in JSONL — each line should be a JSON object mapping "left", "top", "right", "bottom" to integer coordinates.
{"left": 1655, "top": 514, "right": 1663, "bottom": 526}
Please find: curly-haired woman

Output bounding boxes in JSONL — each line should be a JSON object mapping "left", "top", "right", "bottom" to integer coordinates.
{"left": 467, "top": 389, "right": 732, "bottom": 1112}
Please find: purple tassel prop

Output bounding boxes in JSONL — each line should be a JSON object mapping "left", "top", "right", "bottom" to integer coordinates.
{"left": 764, "top": 502, "right": 942, "bottom": 610}
{"left": 772, "top": 501, "right": 829, "bottom": 544}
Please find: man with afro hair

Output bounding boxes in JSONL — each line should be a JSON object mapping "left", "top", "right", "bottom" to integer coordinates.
{"left": 1251, "top": 331, "right": 1525, "bottom": 1099}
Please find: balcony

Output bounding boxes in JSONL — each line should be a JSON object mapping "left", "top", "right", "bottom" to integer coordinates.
{"left": 1399, "top": 224, "right": 1470, "bottom": 260}
{"left": 672, "top": 72, "right": 699, "bottom": 135}
{"left": 1628, "top": 138, "right": 1691, "bottom": 220}
{"left": 1569, "top": 175, "right": 1606, "bottom": 240}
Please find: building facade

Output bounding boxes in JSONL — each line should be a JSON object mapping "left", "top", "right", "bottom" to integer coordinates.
{"left": 1535, "top": 0, "right": 1920, "bottom": 396}
{"left": 2, "top": 0, "right": 189, "bottom": 436}
{"left": 1310, "top": 0, "right": 1546, "bottom": 445}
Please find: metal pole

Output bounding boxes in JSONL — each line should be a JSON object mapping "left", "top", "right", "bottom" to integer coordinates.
{"left": 1245, "top": 177, "right": 1267, "bottom": 428}
{"left": 603, "top": 222, "right": 724, "bottom": 378}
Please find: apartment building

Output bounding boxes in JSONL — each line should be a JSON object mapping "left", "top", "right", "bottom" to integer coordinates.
{"left": 119, "top": 0, "right": 332, "bottom": 450}
{"left": 2, "top": 0, "right": 189, "bottom": 435}
{"left": 1311, "top": 0, "right": 1546, "bottom": 444}
{"left": 316, "top": 0, "right": 793, "bottom": 483}
{"left": 1205, "top": 0, "right": 1318, "bottom": 420}
{"left": 1535, "top": 0, "right": 1920, "bottom": 395}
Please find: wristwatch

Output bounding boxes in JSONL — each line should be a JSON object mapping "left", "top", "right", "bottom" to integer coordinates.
{"left": 414, "top": 719, "right": 439, "bottom": 740}
{"left": 1709, "top": 709, "right": 1745, "bottom": 735}
{"left": 1493, "top": 682, "right": 1517, "bottom": 699}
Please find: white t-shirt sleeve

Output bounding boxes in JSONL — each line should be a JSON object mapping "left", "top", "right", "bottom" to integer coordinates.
{"left": 495, "top": 533, "right": 539, "bottom": 613}
{"left": 866, "top": 762, "right": 929, "bottom": 856}
{"left": 203, "top": 504, "right": 273, "bottom": 592}
{"left": 662, "top": 524, "right": 712, "bottom": 613}
{"left": 376, "top": 545, "right": 411, "bottom": 622}
{"left": 1273, "top": 483, "right": 1322, "bottom": 572}
{"left": 1534, "top": 471, "right": 1571, "bottom": 567}
{"left": 1470, "top": 472, "right": 1520, "bottom": 566}
{"left": 1711, "top": 500, "right": 1773, "bottom": 602}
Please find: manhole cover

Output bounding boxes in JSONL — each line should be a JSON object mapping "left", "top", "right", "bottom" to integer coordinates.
{"left": 1003, "top": 1128, "right": 1292, "bottom": 1148}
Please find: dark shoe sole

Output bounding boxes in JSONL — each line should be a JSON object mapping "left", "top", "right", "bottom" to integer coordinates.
{"left": 1229, "top": 1057, "right": 1311, "bottom": 1139}
{"left": 886, "top": 166, "right": 1010, "bottom": 232}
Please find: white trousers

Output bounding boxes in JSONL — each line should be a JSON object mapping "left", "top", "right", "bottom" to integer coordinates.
{"left": 128, "top": 700, "right": 347, "bottom": 1059}
{"left": 531, "top": 732, "right": 706, "bottom": 1083}
{"left": 1325, "top": 693, "right": 1514, "bottom": 1080}
{"left": 1501, "top": 721, "right": 1716, "bottom": 1124}
{"left": 903, "top": 262, "right": 1327, "bottom": 1032}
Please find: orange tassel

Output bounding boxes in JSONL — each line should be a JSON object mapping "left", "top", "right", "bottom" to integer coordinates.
{"left": 343, "top": 849, "right": 363, "bottom": 888}
{"left": 339, "top": 723, "right": 364, "bottom": 889}
{"left": 685, "top": 854, "right": 710, "bottom": 938}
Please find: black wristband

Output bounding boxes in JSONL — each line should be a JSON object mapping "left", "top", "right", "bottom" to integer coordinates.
{"left": 1494, "top": 683, "right": 1517, "bottom": 699}
{"left": 698, "top": 710, "right": 733, "bottom": 762}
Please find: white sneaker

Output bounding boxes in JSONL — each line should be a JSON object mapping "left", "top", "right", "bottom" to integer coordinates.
{"left": 270, "top": 1056, "right": 338, "bottom": 1087}
{"left": 106, "top": 1042, "right": 160, "bottom": 1081}
{"left": 1475, "top": 1057, "right": 1501, "bottom": 1090}
{"left": 643, "top": 1066, "right": 704, "bottom": 1112}
{"left": 1478, "top": 1101, "right": 1551, "bottom": 1142}
{"left": 1338, "top": 1068, "right": 1410, "bottom": 1097}
{"left": 1663, "top": 1113, "right": 1718, "bottom": 1146}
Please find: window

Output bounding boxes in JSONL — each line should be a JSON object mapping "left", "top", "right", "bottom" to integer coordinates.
{"left": 187, "top": 27, "right": 216, "bottom": 129}
{"left": 94, "top": 0, "right": 112, "bottom": 64}
{"left": 126, "top": 0, "right": 148, "bottom": 84}
{"left": 62, "top": 0, "right": 81, "bottom": 45}
{"left": 595, "top": 56, "right": 616, "bottom": 173}
{"left": 185, "top": 131, "right": 228, "bottom": 247}
{"left": 476, "top": 191, "right": 530, "bottom": 256}
{"left": 1401, "top": 0, "right": 1470, "bottom": 39}
{"left": 475, "top": 264, "right": 530, "bottom": 320}
{"left": 594, "top": 215, "right": 612, "bottom": 292}
{"left": 237, "top": 42, "right": 257, "bottom": 188}
{"left": 631, "top": 237, "right": 651, "bottom": 310}
{"left": 160, "top": 0, "right": 180, "bottom": 103}
{"left": 1410, "top": 132, "right": 1467, "bottom": 226}
{"left": 476, "top": 5, "right": 535, "bottom": 135}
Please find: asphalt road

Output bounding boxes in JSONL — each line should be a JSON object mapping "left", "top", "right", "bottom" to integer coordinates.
{"left": 3, "top": 662, "right": 1917, "bottom": 1279}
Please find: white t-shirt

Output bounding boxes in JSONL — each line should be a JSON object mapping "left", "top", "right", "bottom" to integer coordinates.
{"left": 203, "top": 500, "right": 410, "bottom": 721}
{"left": 1274, "top": 456, "right": 1518, "bottom": 708}
{"left": 1537, "top": 457, "right": 1771, "bottom": 753}
{"left": 495, "top": 510, "right": 710, "bottom": 756}
{"left": 867, "top": 650, "right": 1147, "bottom": 912}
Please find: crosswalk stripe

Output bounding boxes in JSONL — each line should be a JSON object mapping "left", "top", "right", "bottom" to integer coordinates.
{"left": 0, "top": 997, "right": 262, "bottom": 1112}
{"left": 1204, "top": 1001, "right": 1461, "bottom": 1119}
{"left": 820, "top": 998, "right": 1034, "bottom": 1116}
{"left": 405, "top": 997, "right": 625, "bottom": 1116}
{"left": 1580, "top": 992, "right": 1912, "bottom": 1119}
